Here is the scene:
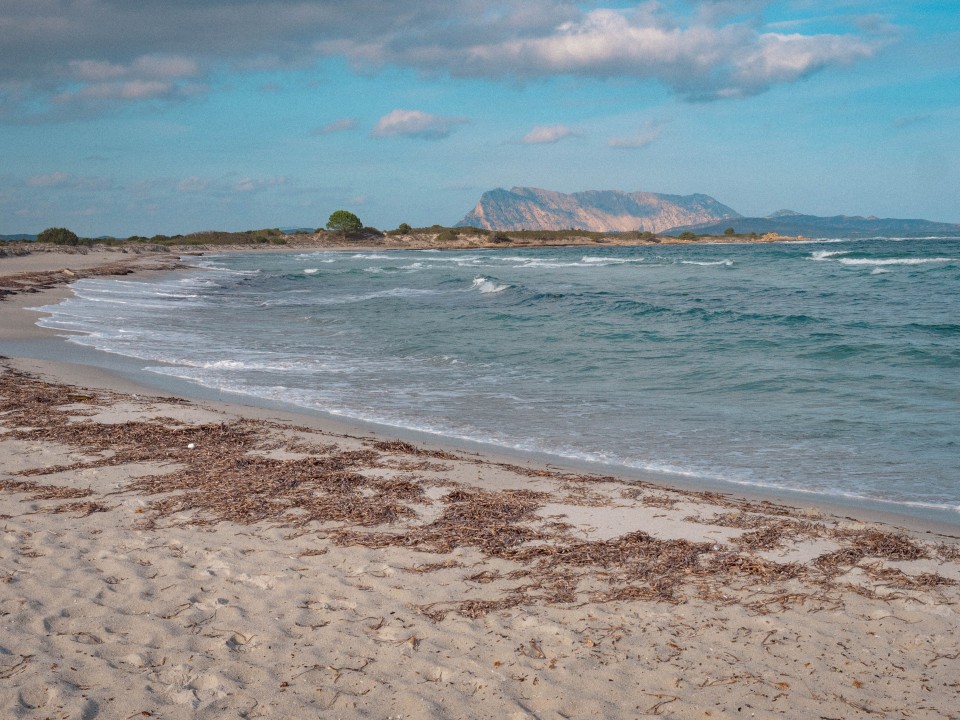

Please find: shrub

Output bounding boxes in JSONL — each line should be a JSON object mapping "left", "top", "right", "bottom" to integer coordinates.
{"left": 437, "top": 228, "right": 460, "bottom": 242}
{"left": 397, "top": 222, "right": 412, "bottom": 234}
{"left": 38, "top": 227, "right": 80, "bottom": 245}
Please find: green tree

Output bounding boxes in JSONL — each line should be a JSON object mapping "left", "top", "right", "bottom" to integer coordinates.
{"left": 326, "top": 210, "right": 363, "bottom": 237}
{"left": 397, "top": 222, "right": 412, "bottom": 234}
{"left": 724, "top": 227, "right": 736, "bottom": 236}
{"left": 38, "top": 227, "right": 80, "bottom": 245}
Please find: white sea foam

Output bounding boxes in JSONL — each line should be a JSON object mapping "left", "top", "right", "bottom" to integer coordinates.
{"left": 580, "top": 256, "right": 645, "bottom": 265}
{"left": 514, "top": 259, "right": 605, "bottom": 268}
{"left": 472, "top": 277, "right": 510, "bottom": 294}
{"left": 838, "top": 257, "right": 953, "bottom": 266}
{"left": 259, "top": 287, "right": 439, "bottom": 308}
{"left": 810, "top": 250, "right": 850, "bottom": 260}
{"left": 303, "top": 268, "right": 319, "bottom": 274}
{"left": 681, "top": 259, "right": 734, "bottom": 266}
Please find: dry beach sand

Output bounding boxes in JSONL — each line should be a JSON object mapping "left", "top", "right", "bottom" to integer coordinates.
{"left": 1, "top": 248, "right": 959, "bottom": 719}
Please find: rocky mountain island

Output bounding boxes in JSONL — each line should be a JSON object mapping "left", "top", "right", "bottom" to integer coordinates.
{"left": 457, "top": 187, "right": 740, "bottom": 233}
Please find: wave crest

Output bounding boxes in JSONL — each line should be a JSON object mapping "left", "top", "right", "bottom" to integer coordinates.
{"left": 472, "top": 277, "right": 510, "bottom": 294}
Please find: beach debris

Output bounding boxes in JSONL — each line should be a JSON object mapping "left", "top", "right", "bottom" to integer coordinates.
{"left": 1, "top": 360, "right": 958, "bottom": 621}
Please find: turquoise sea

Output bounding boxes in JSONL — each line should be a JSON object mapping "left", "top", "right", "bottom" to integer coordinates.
{"left": 34, "top": 238, "right": 960, "bottom": 520}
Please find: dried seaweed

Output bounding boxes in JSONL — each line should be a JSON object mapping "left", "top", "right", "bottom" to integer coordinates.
{"left": 368, "top": 439, "right": 458, "bottom": 460}
{"left": 2, "top": 362, "right": 958, "bottom": 621}
{"left": 814, "top": 529, "right": 927, "bottom": 574}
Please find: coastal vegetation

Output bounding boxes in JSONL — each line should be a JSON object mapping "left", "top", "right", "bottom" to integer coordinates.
{"left": 1, "top": 224, "right": 805, "bottom": 254}
{"left": 37, "top": 227, "right": 80, "bottom": 245}
{"left": 325, "top": 209, "right": 364, "bottom": 237}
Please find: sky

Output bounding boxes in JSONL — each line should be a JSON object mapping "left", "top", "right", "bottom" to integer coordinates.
{"left": 1, "top": 1, "right": 958, "bottom": 236}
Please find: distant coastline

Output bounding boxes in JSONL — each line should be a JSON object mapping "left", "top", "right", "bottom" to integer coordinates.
{"left": 1, "top": 226, "right": 810, "bottom": 258}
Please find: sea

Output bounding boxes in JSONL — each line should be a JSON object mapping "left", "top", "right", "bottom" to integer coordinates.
{"left": 32, "top": 237, "right": 960, "bottom": 523}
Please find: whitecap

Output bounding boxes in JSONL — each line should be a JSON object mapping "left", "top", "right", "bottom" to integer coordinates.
{"left": 810, "top": 250, "right": 850, "bottom": 260}
{"left": 681, "top": 259, "right": 734, "bottom": 266}
{"left": 472, "top": 277, "right": 510, "bottom": 294}
{"left": 303, "top": 268, "right": 319, "bottom": 274}
{"left": 838, "top": 257, "right": 953, "bottom": 266}
{"left": 580, "top": 256, "right": 645, "bottom": 265}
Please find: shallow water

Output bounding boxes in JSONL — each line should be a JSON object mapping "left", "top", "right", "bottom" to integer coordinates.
{"left": 35, "top": 238, "right": 960, "bottom": 516}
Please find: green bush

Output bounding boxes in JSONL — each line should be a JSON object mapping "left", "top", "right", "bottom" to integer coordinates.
{"left": 38, "top": 227, "right": 80, "bottom": 245}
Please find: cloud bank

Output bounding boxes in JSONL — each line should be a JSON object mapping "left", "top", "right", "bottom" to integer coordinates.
{"left": 522, "top": 125, "right": 580, "bottom": 144}
{"left": 0, "top": 1, "right": 885, "bottom": 119}
{"left": 372, "top": 110, "right": 469, "bottom": 140}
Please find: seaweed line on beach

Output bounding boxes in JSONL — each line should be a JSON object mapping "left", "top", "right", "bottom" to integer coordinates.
{"left": 2, "top": 362, "right": 958, "bottom": 621}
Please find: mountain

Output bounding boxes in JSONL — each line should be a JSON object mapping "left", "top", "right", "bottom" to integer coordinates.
{"left": 664, "top": 212, "right": 960, "bottom": 238}
{"left": 1, "top": 234, "right": 37, "bottom": 241}
{"left": 457, "top": 187, "right": 740, "bottom": 233}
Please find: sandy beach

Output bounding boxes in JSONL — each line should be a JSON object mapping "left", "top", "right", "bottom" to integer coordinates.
{"left": 2, "top": 248, "right": 959, "bottom": 719}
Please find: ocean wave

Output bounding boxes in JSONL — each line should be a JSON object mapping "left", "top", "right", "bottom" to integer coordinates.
{"left": 472, "top": 277, "right": 510, "bottom": 294}
{"left": 192, "top": 261, "right": 261, "bottom": 277}
{"left": 838, "top": 257, "right": 953, "bottom": 266}
{"left": 513, "top": 259, "right": 625, "bottom": 268}
{"left": 810, "top": 250, "right": 850, "bottom": 260}
{"left": 681, "top": 259, "right": 734, "bottom": 266}
{"left": 258, "top": 286, "right": 440, "bottom": 308}
{"left": 303, "top": 268, "right": 319, "bottom": 274}
{"left": 580, "top": 256, "right": 646, "bottom": 265}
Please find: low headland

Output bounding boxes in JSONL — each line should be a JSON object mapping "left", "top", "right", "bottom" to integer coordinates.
{"left": 2, "top": 246, "right": 958, "bottom": 718}
{"left": 1, "top": 223, "right": 803, "bottom": 259}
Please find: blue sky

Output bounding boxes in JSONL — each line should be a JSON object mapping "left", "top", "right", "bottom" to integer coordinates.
{"left": 1, "top": 1, "right": 957, "bottom": 236}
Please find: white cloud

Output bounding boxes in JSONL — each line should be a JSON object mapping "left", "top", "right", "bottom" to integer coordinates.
{"left": 313, "top": 118, "right": 358, "bottom": 135}
{"left": 0, "top": 1, "right": 886, "bottom": 118}
{"left": 453, "top": 9, "right": 877, "bottom": 99}
{"left": 372, "top": 109, "right": 468, "bottom": 139}
{"left": 176, "top": 176, "right": 210, "bottom": 193}
{"left": 234, "top": 176, "right": 287, "bottom": 193}
{"left": 57, "top": 80, "right": 174, "bottom": 103}
{"left": 27, "top": 171, "right": 70, "bottom": 187}
{"left": 52, "top": 55, "right": 202, "bottom": 107}
{"left": 521, "top": 125, "right": 580, "bottom": 144}
{"left": 609, "top": 121, "right": 664, "bottom": 149}
{"left": 24, "top": 172, "right": 112, "bottom": 191}
{"left": 729, "top": 33, "right": 862, "bottom": 89}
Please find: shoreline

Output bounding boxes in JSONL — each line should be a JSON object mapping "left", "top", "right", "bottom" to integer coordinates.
{"left": 3, "top": 249, "right": 959, "bottom": 718}
{"left": 3, "top": 248, "right": 958, "bottom": 537}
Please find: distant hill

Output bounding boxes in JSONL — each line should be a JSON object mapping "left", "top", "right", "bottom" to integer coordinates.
{"left": 1, "top": 234, "right": 37, "bottom": 241}
{"left": 664, "top": 211, "right": 960, "bottom": 239}
{"left": 457, "top": 187, "right": 740, "bottom": 233}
